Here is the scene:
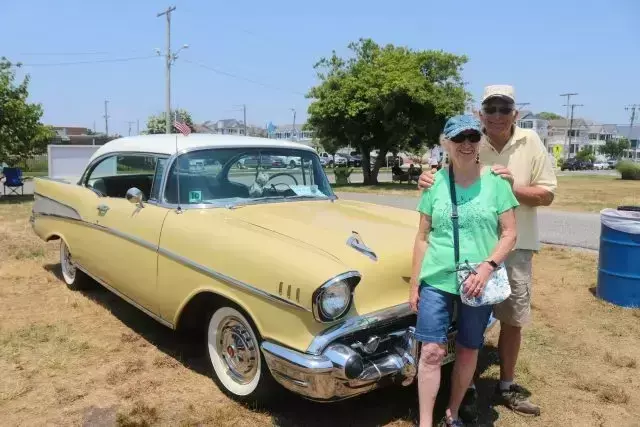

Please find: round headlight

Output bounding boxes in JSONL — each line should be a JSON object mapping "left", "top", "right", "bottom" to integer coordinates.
{"left": 319, "top": 281, "right": 351, "bottom": 320}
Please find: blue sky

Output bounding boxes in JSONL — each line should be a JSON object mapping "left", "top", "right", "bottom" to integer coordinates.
{"left": 2, "top": 0, "right": 639, "bottom": 136}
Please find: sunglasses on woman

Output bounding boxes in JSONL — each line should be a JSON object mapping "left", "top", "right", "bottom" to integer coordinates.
{"left": 450, "top": 132, "right": 482, "bottom": 143}
{"left": 482, "top": 105, "right": 514, "bottom": 115}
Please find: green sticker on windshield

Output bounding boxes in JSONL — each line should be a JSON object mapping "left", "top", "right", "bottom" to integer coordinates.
{"left": 189, "top": 190, "right": 202, "bottom": 203}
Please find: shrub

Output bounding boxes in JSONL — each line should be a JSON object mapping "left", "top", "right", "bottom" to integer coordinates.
{"left": 616, "top": 160, "right": 640, "bottom": 180}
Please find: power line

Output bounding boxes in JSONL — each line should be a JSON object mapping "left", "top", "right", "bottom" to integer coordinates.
{"left": 18, "top": 55, "right": 158, "bottom": 67}
{"left": 183, "top": 59, "right": 306, "bottom": 96}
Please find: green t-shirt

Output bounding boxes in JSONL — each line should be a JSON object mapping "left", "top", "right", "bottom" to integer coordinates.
{"left": 416, "top": 166, "right": 519, "bottom": 295}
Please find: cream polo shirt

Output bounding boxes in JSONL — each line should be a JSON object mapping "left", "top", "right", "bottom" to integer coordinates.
{"left": 479, "top": 126, "right": 558, "bottom": 251}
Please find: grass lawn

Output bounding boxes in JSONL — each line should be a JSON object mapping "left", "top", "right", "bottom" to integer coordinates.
{"left": 1, "top": 199, "right": 638, "bottom": 426}
{"left": 332, "top": 174, "right": 640, "bottom": 213}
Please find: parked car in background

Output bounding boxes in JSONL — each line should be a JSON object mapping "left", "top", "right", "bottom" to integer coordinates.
{"left": 593, "top": 161, "right": 609, "bottom": 170}
{"left": 30, "top": 134, "right": 497, "bottom": 405}
{"left": 561, "top": 157, "right": 592, "bottom": 171}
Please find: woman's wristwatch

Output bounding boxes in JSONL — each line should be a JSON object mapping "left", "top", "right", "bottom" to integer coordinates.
{"left": 485, "top": 259, "right": 499, "bottom": 270}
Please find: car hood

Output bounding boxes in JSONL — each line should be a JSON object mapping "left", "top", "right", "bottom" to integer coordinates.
{"left": 226, "top": 198, "right": 419, "bottom": 315}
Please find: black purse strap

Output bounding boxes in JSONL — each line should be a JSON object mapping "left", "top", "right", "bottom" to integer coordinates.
{"left": 448, "top": 166, "right": 460, "bottom": 266}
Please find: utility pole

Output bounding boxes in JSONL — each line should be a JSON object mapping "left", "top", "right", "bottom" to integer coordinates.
{"left": 127, "top": 121, "right": 135, "bottom": 136}
{"left": 157, "top": 6, "right": 188, "bottom": 134}
{"left": 137, "top": 119, "right": 140, "bottom": 135}
{"left": 560, "top": 93, "right": 578, "bottom": 159}
{"left": 103, "top": 100, "right": 110, "bottom": 136}
{"left": 243, "top": 104, "right": 247, "bottom": 136}
{"left": 290, "top": 108, "right": 296, "bottom": 140}
{"left": 563, "top": 103, "right": 583, "bottom": 157}
{"left": 626, "top": 104, "right": 639, "bottom": 159}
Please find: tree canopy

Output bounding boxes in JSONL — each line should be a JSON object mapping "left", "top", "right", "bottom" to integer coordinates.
{"left": 537, "top": 112, "right": 564, "bottom": 120}
{"left": 599, "top": 138, "right": 630, "bottom": 160}
{"left": 0, "top": 57, "right": 55, "bottom": 165}
{"left": 145, "top": 108, "right": 195, "bottom": 134}
{"left": 306, "top": 38, "right": 470, "bottom": 184}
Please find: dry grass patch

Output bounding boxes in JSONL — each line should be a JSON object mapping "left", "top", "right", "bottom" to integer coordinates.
{"left": 546, "top": 175, "right": 640, "bottom": 212}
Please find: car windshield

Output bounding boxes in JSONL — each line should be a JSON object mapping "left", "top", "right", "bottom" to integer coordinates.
{"left": 163, "top": 147, "right": 335, "bottom": 206}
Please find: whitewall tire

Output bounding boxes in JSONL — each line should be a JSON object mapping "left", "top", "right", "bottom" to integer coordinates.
{"left": 206, "top": 305, "right": 274, "bottom": 403}
{"left": 59, "top": 240, "right": 92, "bottom": 290}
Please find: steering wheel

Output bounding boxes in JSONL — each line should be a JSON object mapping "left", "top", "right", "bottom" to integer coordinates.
{"left": 266, "top": 172, "right": 298, "bottom": 186}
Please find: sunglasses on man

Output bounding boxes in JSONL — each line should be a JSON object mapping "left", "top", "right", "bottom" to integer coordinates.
{"left": 450, "top": 132, "right": 482, "bottom": 143}
{"left": 482, "top": 105, "right": 514, "bottom": 115}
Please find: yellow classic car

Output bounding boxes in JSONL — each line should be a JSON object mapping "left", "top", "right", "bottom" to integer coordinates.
{"left": 31, "top": 134, "right": 487, "bottom": 403}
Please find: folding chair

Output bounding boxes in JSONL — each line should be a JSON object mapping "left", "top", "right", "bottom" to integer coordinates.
{"left": 2, "top": 167, "right": 24, "bottom": 196}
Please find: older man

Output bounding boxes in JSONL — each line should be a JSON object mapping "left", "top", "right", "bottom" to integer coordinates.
{"left": 418, "top": 85, "right": 557, "bottom": 419}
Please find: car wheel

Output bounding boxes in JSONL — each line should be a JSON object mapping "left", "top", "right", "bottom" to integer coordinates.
{"left": 206, "top": 306, "right": 275, "bottom": 404}
{"left": 59, "top": 240, "right": 92, "bottom": 290}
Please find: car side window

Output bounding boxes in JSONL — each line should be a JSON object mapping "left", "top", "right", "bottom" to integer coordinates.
{"left": 85, "top": 153, "right": 162, "bottom": 200}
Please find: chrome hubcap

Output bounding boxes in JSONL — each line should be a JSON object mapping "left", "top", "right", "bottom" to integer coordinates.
{"left": 216, "top": 317, "right": 258, "bottom": 384}
{"left": 61, "top": 243, "right": 76, "bottom": 280}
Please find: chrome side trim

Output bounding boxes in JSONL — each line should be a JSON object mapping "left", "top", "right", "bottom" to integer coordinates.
{"left": 312, "top": 271, "right": 362, "bottom": 323}
{"left": 307, "top": 303, "right": 413, "bottom": 355}
{"left": 346, "top": 231, "right": 377, "bottom": 261}
{"left": 157, "top": 247, "right": 311, "bottom": 312}
{"left": 74, "top": 262, "right": 174, "bottom": 329}
{"left": 33, "top": 192, "right": 83, "bottom": 221}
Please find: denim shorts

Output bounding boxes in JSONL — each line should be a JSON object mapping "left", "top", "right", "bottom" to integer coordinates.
{"left": 414, "top": 282, "right": 493, "bottom": 350}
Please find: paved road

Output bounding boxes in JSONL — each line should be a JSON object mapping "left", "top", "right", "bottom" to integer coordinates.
{"left": 335, "top": 192, "right": 601, "bottom": 251}
{"left": 8, "top": 176, "right": 602, "bottom": 251}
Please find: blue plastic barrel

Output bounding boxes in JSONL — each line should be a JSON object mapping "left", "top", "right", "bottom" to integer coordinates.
{"left": 597, "top": 206, "right": 640, "bottom": 308}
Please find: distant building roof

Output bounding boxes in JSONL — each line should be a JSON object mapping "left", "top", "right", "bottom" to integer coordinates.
{"left": 615, "top": 125, "right": 640, "bottom": 140}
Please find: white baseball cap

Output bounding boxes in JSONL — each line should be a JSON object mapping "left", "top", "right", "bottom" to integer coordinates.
{"left": 482, "top": 84, "right": 515, "bottom": 104}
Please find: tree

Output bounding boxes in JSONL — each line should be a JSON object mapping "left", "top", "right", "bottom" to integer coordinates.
{"left": 306, "top": 38, "right": 470, "bottom": 184}
{"left": 576, "top": 145, "right": 596, "bottom": 162}
{"left": 537, "top": 112, "right": 564, "bottom": 120}
{"left": 145, "top": 108, "right": 195, "bottom": 134}
{"left": 599, "top": 138, "right": 630, "bottom": 160}
{"left": 0, "top": 57, "right": 55, "bottom": 165}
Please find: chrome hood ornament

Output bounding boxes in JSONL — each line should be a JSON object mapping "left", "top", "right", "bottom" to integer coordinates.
{"left": 346, "top": 230, "right": 377, "bottom": 261}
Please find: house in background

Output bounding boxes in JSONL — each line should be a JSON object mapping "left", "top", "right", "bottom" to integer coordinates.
{"left": 546, "top": 118, "right": 591, "bottom": 157}
{"left": 614, "top": 125, "right": 640, "bottom": 160}
{"left": 48, "top": 126, "right": 116, "bottom": 145}
{"left": 195, "top": 119, "right": 268, "bottom": 138}
{"left": 517, "top": 110, "right": 549, "bottom": 144}
{"left": 269, "top": 123, "right": 315, "bottom": 146}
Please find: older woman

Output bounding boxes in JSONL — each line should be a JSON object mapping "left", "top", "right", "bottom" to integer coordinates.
{"left": 409, "top": 114, "right": 518, "bottom": 427}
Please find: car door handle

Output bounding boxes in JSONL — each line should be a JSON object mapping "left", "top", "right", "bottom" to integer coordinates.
{"left": 97, "top": 204, "right": 110, "bottom": 214}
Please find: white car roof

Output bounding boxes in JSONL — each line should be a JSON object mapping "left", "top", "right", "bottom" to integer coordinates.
{"left": 88, "top": 133, "right": 316, "bottom": 163}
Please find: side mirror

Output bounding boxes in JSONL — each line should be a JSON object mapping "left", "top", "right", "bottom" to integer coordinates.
{"left": 126, "top": 187, "right": 144, "bottom": 208}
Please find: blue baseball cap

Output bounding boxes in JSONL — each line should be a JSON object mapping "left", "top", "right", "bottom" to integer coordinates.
{"left": 443, "top": 114, "right": 482, "bottom": 139}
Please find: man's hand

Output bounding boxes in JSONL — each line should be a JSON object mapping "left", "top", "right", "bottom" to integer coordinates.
{"left": 491, "top": 164, "right": 514, "bottom": 188}
{"left": 417, "top": 170, "right": 435, "bottom": 190}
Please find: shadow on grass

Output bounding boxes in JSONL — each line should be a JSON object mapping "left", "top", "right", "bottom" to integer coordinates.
{"left": 43, "top": 261, "right": 505, "bottom": 426}
{"left": 0, "top": 194, "right": 33, "bottom": 205}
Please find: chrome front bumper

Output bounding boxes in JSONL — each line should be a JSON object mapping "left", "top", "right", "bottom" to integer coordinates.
{"left": 261, "top": 326, "right": 419, "bottom": 402}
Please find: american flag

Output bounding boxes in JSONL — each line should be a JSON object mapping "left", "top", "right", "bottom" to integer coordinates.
{"left": 173, "top": 119, "right": 191, "bottom": 136}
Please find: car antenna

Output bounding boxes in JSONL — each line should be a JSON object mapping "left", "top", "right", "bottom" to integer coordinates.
{"left": 173, "top": 111, "right": 183, "bottom": 214}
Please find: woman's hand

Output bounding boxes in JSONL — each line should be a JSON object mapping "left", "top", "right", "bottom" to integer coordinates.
{"left": 463, "top": 263, "right": 494, "bottom": 298}
{"left": 409, "top": 281, "right": 420, "bottom": 312}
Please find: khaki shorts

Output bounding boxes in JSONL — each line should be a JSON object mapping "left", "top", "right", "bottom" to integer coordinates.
{"left": 493, "top": 249, "right": 534, "bottom": 327}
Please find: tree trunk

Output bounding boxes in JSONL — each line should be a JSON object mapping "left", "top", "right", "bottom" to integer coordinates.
{"left": 361, "top": 151, "right": 374, "bottom": 184}
{"left": 363, "top": 149, "right": 387, "bottom": 185}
